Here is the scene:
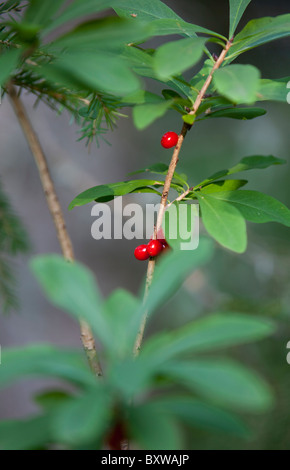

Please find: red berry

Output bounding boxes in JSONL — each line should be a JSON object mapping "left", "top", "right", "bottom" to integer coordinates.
{"left": 134, "top": 244, "right": 150, "bottom": 261}
{"left": 147, "top": 239, "right": 163, "bottom": 257}
{"left": 161, "top": 131, "right": 179, "bottom": 149}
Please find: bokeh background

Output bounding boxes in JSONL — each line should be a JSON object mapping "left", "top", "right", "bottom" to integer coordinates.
{"left": 0, "top": 0, "right": 290, "bottom": 449}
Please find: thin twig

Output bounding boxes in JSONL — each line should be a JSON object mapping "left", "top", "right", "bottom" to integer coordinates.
{"left": 7, "top": 82, "right": 103, "bottom": 377}
{"left": 167, "top": 187, "right": 194, "bottom": 208}
{"left": 133, "top": 39, "right": 233, "bottom": 356}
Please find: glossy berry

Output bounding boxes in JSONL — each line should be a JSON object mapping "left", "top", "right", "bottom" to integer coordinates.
{"left": 134, "top": 244, "right": 150, "bottom": 261}
{"left": 147, "top": 239, "right": 163, "bottom": 257}
{"left": 161, "top": 131, "right": 178, "bottom": 149}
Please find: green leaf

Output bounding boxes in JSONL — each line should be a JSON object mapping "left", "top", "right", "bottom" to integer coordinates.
{"left": 129, "top": 162, "right": 168, "bottom": 174}
{"left": 122, "top": 45, "right": 155, "bottom": 77}
{"left": 0, "top": 48, "right": 22, "bottom": 87}
{"left": 153, "top": 37, "right": 206, "bottom": 80}
{"left": 155, "top": 396, "right": 249, "bottom": 437}
{"left": 190, "top": 59, "right": 215, "bottom": 102}
{"left": 195, "top": 155, "right": 286, "bottom": 189}
{"left": 161, "top": 359, "right": 274, "bottom": 412}
{"left": 51, "top": 386, "right": 112, "bottom": 446}
{"left": 257, "top": 77, "right": 290, "bottom": 102}
{"left": 163, "top": 202, "right": 199, "bottom": 251}
{"left": 142, "top": 238, "right": 214, "bottom": 317}
{"left": 108, "top": 357, "right": 155, "bottom": 398}
{"left": 229, "top": 0, "right": 252, "bottom": 38}
{"left": 228, "top": 14, "right": 290, "bottom": 60}
{"left": 34, "top": 390, "right": 72, "bottom": 412}
{"left": 114, "top": 0, "right": 225, "bottom": 40}
{"left": 213, "top": 64, "right": 261, "bottom": 104}
{"left": 38, "top": 52, "right": 140, "bottom": 96}
{"left": 142, "top": 312, "right": 275, "bottom": 362}
{"left": 24, "top": 0, "right": 64, "bottom": 28}
{"left": 204, "top": 107, "right": 266, "bottom": 120}
{"left": 182, "top": 113, "right": 196, "bottom": 125}
{"left": 128, "top": 163, "right": 188, "bottom": 187}
{"left": 103, "top": 289, "right": 141, "bottom": 358}
{"left": 114, "top": 0, "right": 191, "bottom": 23}
{"left": 30, "top": 255, "right": 111, "bottom": 347}
{"left": 0, "top": 416, "right": 52, "bottom": 450}
{"left": 121, "top": 89, "right": 163, "bottom": 105}
{"left": 50, "top": 17, "right": 152, "bottom": 52}
{"left": 0, "top": 344, "right": 95, "bottom": 389}
{"left": 150, "top": 18, "right": 225, "bottom": 39}
{"left": 208, "top": 190, "right": 290, "bottom": 226}
{"left": 69, "top": 179, "right": 165, "bottom": 210}
{"left": 197, "top": 179, "right": 247, "bottom": 193}
{"left": 128, "top": 402, "right": 182, "bottom": 450}
{"left": 44, "top": 0, "right": 119, "bottom": 34}
{"left": 133, "top": 100, "right": 173, "bottom": 129}
{"left": 196, "top": 193, "right": 247, "bottom": 253}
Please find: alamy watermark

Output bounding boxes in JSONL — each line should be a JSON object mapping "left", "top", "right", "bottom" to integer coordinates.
{"left": 91, "top": 197, "right": 199, "bottom": 250}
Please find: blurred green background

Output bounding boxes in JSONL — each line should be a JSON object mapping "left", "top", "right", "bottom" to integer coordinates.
{"left": 0, "top": 0, "right": 290, "bottom": 449}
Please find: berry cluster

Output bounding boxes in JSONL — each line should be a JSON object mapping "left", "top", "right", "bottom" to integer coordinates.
{"left": 134, "top": 238, "right": 169, "bottom": 261}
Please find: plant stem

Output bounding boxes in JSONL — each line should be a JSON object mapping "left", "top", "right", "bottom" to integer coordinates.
{"left": 167, "top": 187, "right": 194, "bottom": 208}
{"left": 133, "top": 39, "right": 233, "bottom": 355}
{"left": 7, "top": 82, "right": 103, "bottom": 377}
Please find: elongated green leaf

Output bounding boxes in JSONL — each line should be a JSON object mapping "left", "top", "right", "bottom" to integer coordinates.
{"left": 0, "top": 416, "right": 52, "bottom": 450}
{"left": 133, "top": 100, "right": 173, "bottom": 129}
{"left": 195, "top": 155, "right": 286, "bottom": 189}
{"left": 113, "top": 0, "right": 192, "bottom": 23}
{"left": 122, "top": 89, "right": 163, "bottom": 105}
{"left": 208, "top": 190, "right": 290, "bottom": 226}
{"left": 38, "top": 52, "right": 140, "bottom": 96}
{"left": 161, "top": 359, "right": 274, "bottom": 411}
{"left": 129, "top": 162, "right": 168, "bottom": 174}
{"left": 0, "top": 344, "right": 95, "bottom": 389}
{"left": 197, "top": 193, "right": 247, "bottom": 253}
{"left": 229, "top": 0, "right": 252, "bottom": 38}
{"left": 153, "top": 37, "right": 206, "bottom": 80}
{"left": 51, "top": 386, "right": 112, "bottom": 446}
{"left": 204, "top": 107, "right": 266, "bottom": 120}
{"left": 69, "top": 179, "right": 165, "bottom": 210}
{"left": 50, "top": 18, "right": 152, "bottom": 52}
{"left": 34, "top": 390, "right": 71, "bottom": 412}
{"left": 108, "top": 356, "right": 156, "bottom": 398}
{"left": 0, "top": 48, "right": 22, "bottom": 86}
{"left": 24, "top": 0, "right": 64, "bottom": 27}
{"left": 142, "top": 238, "right": 214, "bottom": 317}
{"left": 114, "top": 0, "right": 225, "bottom": 40}
{"left": 190, "top": 59, "right": 215, "bottom": 102}
{"left": 228, "top": 14, "right": 290, "bottom": 59}
{"left": 257, "top": 77, "right": 290, "bottom": 103}
{"left": 128, "top": 402, "right": 181, "bottom": 450}
{"left": 103, "top": 289, "right": 141, "bottom": 358}
{"left": 150, "top": 18, "right": 225, "bottom": 40}
{"left": 155, "top": 396, "right": 249, "bottom": 436}
{"left": 197, "top": 179, "right": 247, "bottom": 193}
{"left": 142, "top": 312, "right": 275, "bottom": 362}
{"left": 122, "top": 46, "right": 155, "bottom": 77}
{"left": 213, "top": 64, "right": 261, "bottom": 104}
{"left": 128, "top": 163, "right": 188, "bottom": 187}
{"left": 44, "top": 0, "right": 119, "bottom": 34}
{"left": 30, "top": 255, "right": 112, "bottom": 347}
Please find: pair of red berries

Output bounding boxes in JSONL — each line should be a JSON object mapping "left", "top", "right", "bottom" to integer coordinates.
{"left": 161, "top": 131, "right": 178, "bottom": 149}
{"left": 134, "top": 238, "right": 168, "bottom": 261}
